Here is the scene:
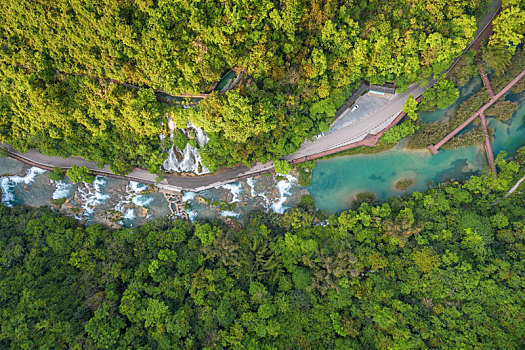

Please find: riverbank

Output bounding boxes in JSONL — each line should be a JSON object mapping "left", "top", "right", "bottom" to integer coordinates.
{"left": 0, "top": 157, "right": 307, "bottom": 228}
{"left": 308, "top": 85, "right": 525, "bottom": 213}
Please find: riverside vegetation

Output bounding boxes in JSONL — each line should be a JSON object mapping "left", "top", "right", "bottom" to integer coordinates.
{"left": 0, "top": 147, "right": 524, "bottom": 349}
{"left": 407, "top": 42, "right": 525, "bottom": 151}
{"left": 1, "top": 0, "right": 513, "bottom": 173}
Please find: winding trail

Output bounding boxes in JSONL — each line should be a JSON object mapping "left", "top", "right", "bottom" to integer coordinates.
{"left": 2, "top": 1, "right": 502, "bottom": 193}
{"left": 479, "top": 64, "right": 495, "bottom": 97}
{"left": 480, "top": 111, "right": 497, "bottom": 178}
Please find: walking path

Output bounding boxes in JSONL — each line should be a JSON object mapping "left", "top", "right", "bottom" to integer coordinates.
{"left": 479, "top": 111, "right": 497, "bottom": 178}
{"left": 479, "top": 64, "right": 495, "bottom": 97}
{"left": 2, "top": 1, "right": 503, "bottom": 193}
{"left": 506, "top": 174, "right": 525, "bottom": 197}
{"left": 163, "top": 192, "right": 189, "bottom": 220}
{"left": 428, "top": 67, "right": 525, "bottom": 175}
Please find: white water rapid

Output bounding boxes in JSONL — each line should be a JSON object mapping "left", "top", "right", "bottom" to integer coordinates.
{"left": 163, "top": 122, "right": 210, "bottom": 174}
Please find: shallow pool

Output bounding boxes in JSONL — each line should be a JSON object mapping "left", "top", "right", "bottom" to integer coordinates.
{"left": 309, "top": 82, "right": 525, "bottom": 213}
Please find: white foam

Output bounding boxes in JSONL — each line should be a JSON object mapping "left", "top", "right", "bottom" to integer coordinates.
{"left": 114, "top": 181, "right": 153, "bottom": 219}
{"left": 162, "top": 123, "right": 210, "bottom": 174}
{"left": 118, "top": 208, "right": 136, "bottom": 227}
{"left": 270, "top": 174, "right": 296, "bottom": 214}
{"left": 52, "top": 180, "right": 73, "bottom": 199}
{"left": 0, "top": 167, "right": 46, "bottom": 207}
{"left": 245, "top": 177, "right": 272, "bottom": 208}
{"left": 192, "top": 125, "right": 210, "bottom": 147}
{"left": 77, "top": 176, "right": 110, "bottom": 217}
{"left": 122, "top": 208, "right": 136, "bottom": 220}
{"left": 182, "top": 191, "right": 197, "bottom": 202}
{"left": 221, "top": 210, "right": 240, "bottom": 218}
{"left": 129, "top": 181, "right": 153, "bottom": 206}
{"left": 186, "top": 209, "right": 198, "bottom": 221}
{"left": 129, "top": 181, "right": 148, "bottom": 193}
{"left": 247, "top": 177, "right": 257, "bottom": 197}
{"left": 220, "top": 183, "right": 243, "bottom": 202}
{"left": 167, "top": 119, "right": 177, "bottom": 132}
{"left": 163, "top": 143, "right": 210, "bottom": 174}
{"left": 132, "top": 196, "right": 153, "bottom": 207}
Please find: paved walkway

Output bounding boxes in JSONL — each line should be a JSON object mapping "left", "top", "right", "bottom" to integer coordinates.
{"left": 480, "top": 111, "right": 497, "bottom": 178}
{"left": 3, "top": 1, "right": 503, "bottom": 193}
{"left": 3, "top": 143, "right": 274, "bottom": 193}
{"left": 285, "top": 83, "right": 426, "bottom": 160}
{"left": 329, "top": 92, "right": 395, "bottom": 134}
{"left": 506, "top": 174, "right": 525, "bottom": 197}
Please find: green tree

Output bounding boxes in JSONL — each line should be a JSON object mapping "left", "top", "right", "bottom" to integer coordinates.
{"left": 419, "top": 79, "right": 460, "bottom": 111}
{"left": 67, "top": 165, "right": 95, "bottom": 183}
{"left": 274, "top": 160, "right": 292, "bottom": 175}
{"left": 490, "top": 6, "right": 525, "bottom": 53}
{"left": 85, "top": 303, "right": 126, "bottom": 349}
{"left": 194, "top": 223, "right": 219, "bottom": 246}
{"left": 0, "top": 146, "right": 9, "bottom": 157}
{"left": 482, "top": 44, "right": 513, "bottom": 76}
{"left": 48, "top": 167, "right": 65, "bottom": 181}
{"left": 403, "top": 94, "right": 419, "bottom": 121}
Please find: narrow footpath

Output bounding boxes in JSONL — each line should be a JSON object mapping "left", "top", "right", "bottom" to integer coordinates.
{"left": 2, "top": 1, "right": 503, "bottom": 193}
{"left": 479, "top": 64, "right": 495, "bottom": 98}
{"left": 429, "top": 67, "right": 525, "bottom": 177}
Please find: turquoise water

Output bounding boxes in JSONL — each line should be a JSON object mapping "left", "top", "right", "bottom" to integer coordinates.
{"left": 215, "top": 70, "right": 236, "bottom": 92}
{"left": 308, "top": 84, "right": 525, "bottom": 213}
{"left": 419, "top": 76, "right": 483, "bottom": 123}
{"left": 308, "top": 143, "right": 485, "bottom": 212}
{"left": 491, "top": 90, "right": 525, "bottom": 155}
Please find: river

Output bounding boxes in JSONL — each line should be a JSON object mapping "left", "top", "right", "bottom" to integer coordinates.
{"left": 0, "top": 158, "right": 305, "bottom": 227}
{"left": 308, "top": 78, "right": 525, "bottom": 213}
{"left": 1, "top": 78, "right": 523, "bottom": 223}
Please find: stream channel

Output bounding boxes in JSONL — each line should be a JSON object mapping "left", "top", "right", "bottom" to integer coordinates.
{"left": 309, "top": 77, "right": 525, "bottom": 213}
{"left": 1, "top": 76, "right": 524, "bottom": 224}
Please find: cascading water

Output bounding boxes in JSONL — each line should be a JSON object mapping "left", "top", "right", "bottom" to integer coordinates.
{"left": 76, "top": 176, "right": 110, "bottom": 218}
{"left": 0, "top": 167, "right": 46, "bottom": 207}
{"left": 114, "top": 181, "right": 154, "bottom": 225}
{"left": 163, "top": 122, "right": 210, "bottom": 174}
{"left": 52, "top": 180, "right": 74, "bottom": 199}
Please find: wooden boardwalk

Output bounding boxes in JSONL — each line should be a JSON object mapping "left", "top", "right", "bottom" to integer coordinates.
{"left": 429, "top": 67, "right": 525, "bottom": 177}
{"left": 480, "top": 111, "right": 497, "bottom": 178}
{"left": 478, "top": 64, "right": 495, "bottom": 97}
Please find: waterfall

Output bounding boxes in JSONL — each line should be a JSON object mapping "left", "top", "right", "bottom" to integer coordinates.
{"left": 163, "top": 122, "right": 210, "bottom": 174}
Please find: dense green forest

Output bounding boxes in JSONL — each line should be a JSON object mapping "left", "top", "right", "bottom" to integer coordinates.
{"left": 0, "top": 0, "right": 500, "bottom": 172}
{"left": 1, "top": 147, "right": 524, "bottom": 349}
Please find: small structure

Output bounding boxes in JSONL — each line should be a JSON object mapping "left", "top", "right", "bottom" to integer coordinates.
{"left": 369, "top": 83, "right": 396, "bottom": 94}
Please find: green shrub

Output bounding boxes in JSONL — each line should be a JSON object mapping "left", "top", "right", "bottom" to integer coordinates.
{"left": 51, "top": 197, "right": 67, "bottom": 206}
{"left": 292, "top": 268, "right": 313, "bottom": 290}
{"left": 449, "top": 50, "right": 478, "bottom": 87}
{"left": 49, "top": 167, "right": 65, "bottom": 181}
{"left": 172, "top": 129, "right": 189, "bottom": 150}
{"left": 485, "top": 101, "right": 518, "bottom": 121}
{"left": 394, "top": 178, "right": 415, "bottom": 190}
{"left": 67, "top": 165, "right": 95, "bottom": 183}
{"left": 274, "top": 160, "right": 291, "bottom": 175}
{"left": 407, "top": 121, "right": 449, "bottom": 149}
{"left": 381, "top": 120, "right": 417, "bottom": 144}
{"left": 419, "top": 79, "right": 459, "bottom": 111}
{"left": 0, "top": 146, "right": 9, "bottom": 157}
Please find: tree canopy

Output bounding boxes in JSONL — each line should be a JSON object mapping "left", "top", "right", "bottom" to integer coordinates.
{"left": 1, "top": 147, "right": 524, "bottom": 349}
{"left": 0, "top": 0, "right": 487, "bottom": 172}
